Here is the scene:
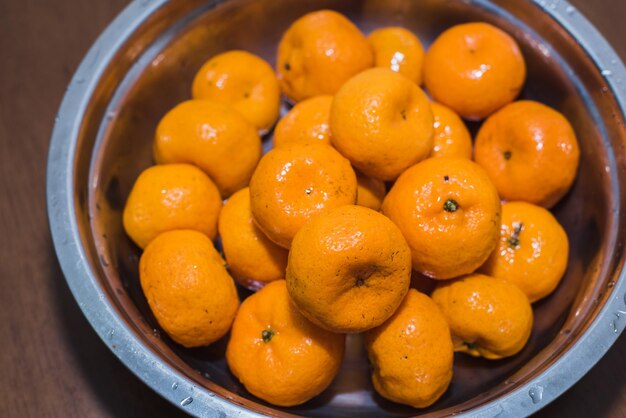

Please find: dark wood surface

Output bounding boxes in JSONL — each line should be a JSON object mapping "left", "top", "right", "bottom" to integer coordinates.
{"left": 0, "top": 0, "right": 625, "bottom": 417}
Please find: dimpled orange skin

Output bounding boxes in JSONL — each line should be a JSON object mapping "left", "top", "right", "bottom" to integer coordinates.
{"left": 330, "top": 68, "right": 434, "bottom": 181}
{"left": 123, "top": 164, "right": 222, "bottom": 249}
{"left": 423, "top": 22, "right": 526, "bottom": 120}
{"left": 218, "top": 188, "right": 288, "bottom": 290}
{"left": 154, "top": 100, "right": 261, "bottom": 197}
{"left": 226, "top": 280, "right": 345, "bottom": 407}
{"left": 365, "top": 290, "right": 453, "bottom": 408}
{"left": 277, "top": 10, "right": 374, "bottom": 102}
{"left": 367, "top": 27, "right": 425, "bottom": 85}
{"left": 356, "top": 170, "right": 386, "bottom": 211}
{"left": 192, "top": 50, "right": 280, "bottom": 133}
{"left": 474, "top": 100, "right": 580, "bottom": 208}
{"left": 480, "top": 201, "right": 569, "bottom": 303}
{"left": 382, "top": 157, "right": 501, "bottom": 279}
{"left": 249, "top": 142, "right": 357, "bottom": 249}
{"left": 273, "top": 95, "right": 333, "bottom": 147}
{"left": 139, "top": 230, "right": 239, "bottom": 348}
{"left": 430, "top": 102, "right": 473, "bottom": 159}
{"left": 431, "top": 273, "right": 533, "bottom": 359}
{"left": 286, "top": 205, "right": 412, "bottom": 333}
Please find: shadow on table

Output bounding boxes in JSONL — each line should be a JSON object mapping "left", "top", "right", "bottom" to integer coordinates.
{"left": 49, "top": 249, "right": 188, "bottom": 418}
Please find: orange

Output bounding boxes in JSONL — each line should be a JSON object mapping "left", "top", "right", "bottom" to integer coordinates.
{"left": 276, "top": 10, "right": 374, "bottom": 102}
{"left": 139, "top": 230, "right": 239, "bottom": 348}
{"left": 480, "top": 201, "right": 569, "bottom": 302}
{"left": 430, "top": 101, "right": 473, "bottom": 159}
{"left": 423, "top": 22, "right": 526, "bottom": 120}
{"left": 286, "top": 205, "right": 411, "bottom": 333}
{"left": 356, "top": 169, "right": 386, "bottom": 211}
{"left": 226, "top": 280, "right": 344, "bottom": 406}
{"left": 365, "top": 290, "right": 453, "bottom": 408}
{"left": 382, "top": 157, "right": 501, "bottom": 279}
{"left": 154, "top": 100, "right": 261, "bottom": 197}
{"left": 123, "top": 164, "right": 221, "bottom": 249}
{"left": 431, "top": 273, "right": 533, "bottom": 359}
{"left": 273, "top": 95, "right": 333, "bottom": 147}
{"left": 191, "top": 50, "right": 280, "bottom": 133}
{"left": 367, "top": 27, "right": 425, "bottom": 85}
{"left": 218, "top": 188, "right": 288, "bottom": 290}
{"left": 330, "top": 68, "right": 434, "bottom": 180}
{"left": 474, "top": 100, "right": 580, "bottom": 208}
{"left": 249, "top": 142, "right": 357, "bottom": 249}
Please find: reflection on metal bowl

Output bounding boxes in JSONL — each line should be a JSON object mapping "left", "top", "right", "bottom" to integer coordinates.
{"left": 47, "top": 0, "right": 626, "bottom": 416}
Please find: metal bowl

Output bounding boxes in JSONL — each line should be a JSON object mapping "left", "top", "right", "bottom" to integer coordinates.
{"left": 47, "top": 0, "right": 626, "bottom": 416}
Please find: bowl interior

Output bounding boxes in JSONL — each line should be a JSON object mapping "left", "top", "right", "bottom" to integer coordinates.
{"left": 76, "top": 0, "right": 626, "bottom": 415}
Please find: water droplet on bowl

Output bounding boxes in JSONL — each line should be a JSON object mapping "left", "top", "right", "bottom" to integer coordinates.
{"left": 565, "top": 5, "right": 575, "bottom": 14}
{"left": 180, "top": 396, "right": 193, "bottom": 407}
{"left": 152, "top": 328, "right": 161, "bottom": 338}
{"left": 172, "top": 382, "right": 178, "bottom": 390}
{"left": 602, "top": 69, "right": 613, "bottom": 76}
{"left": 529, "top": 385, "right": 544, "bottom": 404}
{"left": 612, "top": 313, "right": 621, "bottom": 333}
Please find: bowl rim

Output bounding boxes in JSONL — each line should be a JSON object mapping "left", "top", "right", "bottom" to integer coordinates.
{"left": 46, "top": 0, "right": 626, "bottom": 416}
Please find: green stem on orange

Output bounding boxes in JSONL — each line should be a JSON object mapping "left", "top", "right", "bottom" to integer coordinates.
{"left": 261, "top": 329, "right": 275, "bottom": 343}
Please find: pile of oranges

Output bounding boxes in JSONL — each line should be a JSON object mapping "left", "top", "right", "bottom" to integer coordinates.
{"left": 122, "top": 10, "right": 579, "bottom": 409}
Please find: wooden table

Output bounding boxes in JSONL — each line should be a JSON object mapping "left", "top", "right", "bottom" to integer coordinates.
{"left": 1, "top": 0, "right": 625, "bottom": 416}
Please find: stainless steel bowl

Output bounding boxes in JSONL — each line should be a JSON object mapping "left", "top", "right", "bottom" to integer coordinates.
{"left": 47, "top": 0, "right": 626, "bottom": 416}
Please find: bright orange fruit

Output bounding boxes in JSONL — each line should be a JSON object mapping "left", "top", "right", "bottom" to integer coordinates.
{"left": 432, "top": 273, "right": 533, "bottom": 359}
{"left": 382, "top": 157, "right": 501, "bottom": 279}
{"left": 330, "top": 68, "right": 434, "bottom": 181}
{"left": 366, "top": 290, "right": 453, "bottom": 408}
{"left": 474, "top": 100, "right": 580, "bottom": 208}
{"left": 226, "top": 280, "right": 344, "bottom": 406}
{"left": 277, "top": 10, "right": 373, "bottom": 102}
{"left": 154, "top": 100, "right": 261, "bottom": 197}
{"left": 249, "top": 142, "right": 357, "bottom": 248}
{"left": 423, "top": 22, "right": 526, "bottom": 120}
{"left": 218, "top": 187, "right": 288, "bottom": 290}
{"left": 140, "top": 230, "right": 239, "bottom": 348}
{"left": 123, "top": 164, "right": 221, "bottom": 249}
{"left": 192, "top": 50, "right": 280, "bottom": 132}
{"left": 480, "top": 201, "right": 569, "bottom": 302}
{"left": 287, "top": 205, "right": 411, "bottom": 333}
{"left": 368, "top": 27, "right": 425, "bottom": 84}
